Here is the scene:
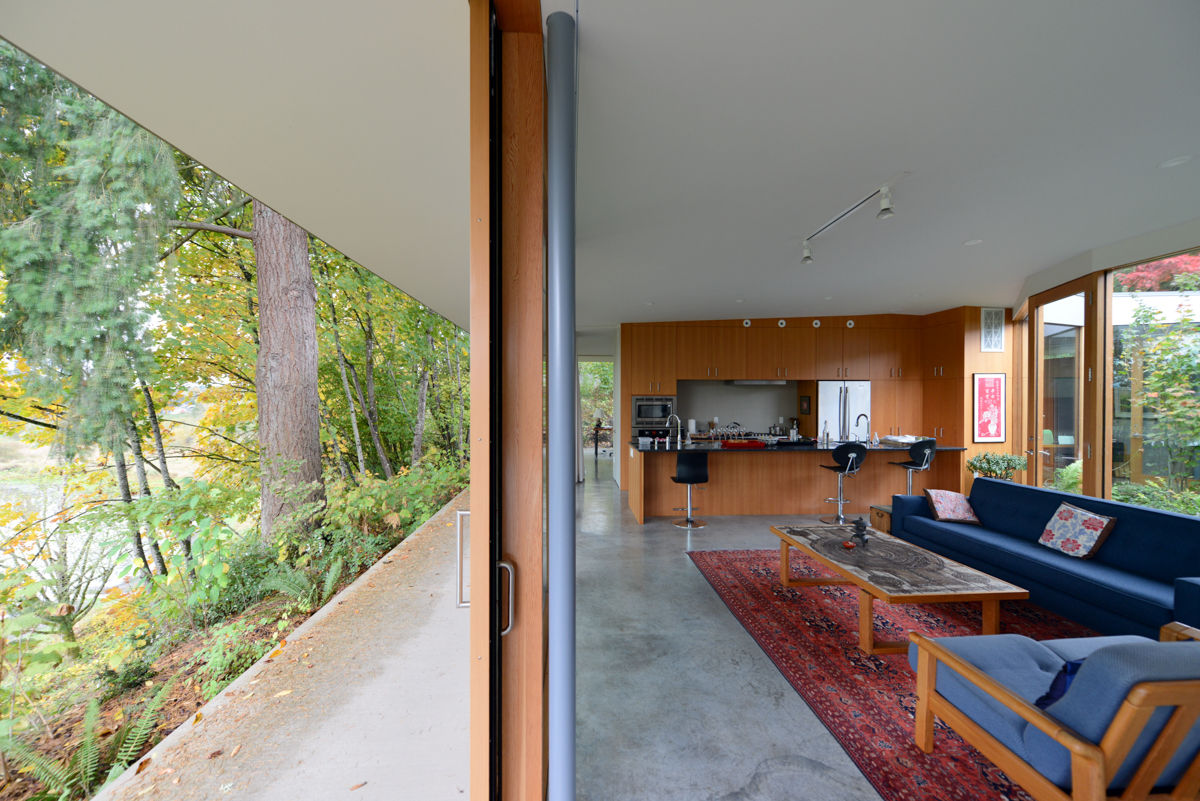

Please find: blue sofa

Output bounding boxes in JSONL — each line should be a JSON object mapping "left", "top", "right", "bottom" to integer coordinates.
{"left": 891, "top": 478, "right": 1200, "bottom": 637}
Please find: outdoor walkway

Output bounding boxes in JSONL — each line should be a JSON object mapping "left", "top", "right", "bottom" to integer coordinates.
{"left": 97, "top": 491, "right": 470, "bottom": 801}
{"left": 577, "top": 456, "right": 881, "bottom": 801}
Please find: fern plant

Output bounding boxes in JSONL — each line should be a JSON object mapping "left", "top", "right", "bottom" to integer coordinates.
{"left": 2, "top": 679, "right": 173, "bottom": 800}
{"left": 262, "top": 557, "right": 344, "bottom": 613}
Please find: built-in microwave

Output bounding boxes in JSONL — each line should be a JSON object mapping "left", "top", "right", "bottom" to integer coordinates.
{"left": 631, "top": 395, "right": 675, "bottom": 428}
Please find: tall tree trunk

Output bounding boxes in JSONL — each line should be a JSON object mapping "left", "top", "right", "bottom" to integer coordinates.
{"left": 411, "top": 333, "right": 432, "bottom": 465}
{"left": 327, "top": 303, "right": 367, "bottom": 473}
{"left": 354, "top": 303, "right": 394, "bottom": 478}
{"left": 321, "top": 400, "right": 353, "bottom": 482}
{"left": 139, "top": 378, "right": 178, "bottom": 489}
{"left": 451, "top": 336, "right": 466, "bottom": 465}
{"left": 113, "top": 442, "right": 152, "bottom": 581}
{"left": 138, "top": 380, "right": 191, "bottom": 562}
{"left": 125, "top": 416, "right": 168, "bottom": 575}
{"left": 254, "top": 201, "right": 326, "bottom": 544}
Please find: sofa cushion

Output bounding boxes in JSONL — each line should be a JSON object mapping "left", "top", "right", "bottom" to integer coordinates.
{"left": 903, "top": 517, "right": 1174, "bottom": 629}
{"left": 925, "top": 489, "right": 980, "bottom": 524}
{"left": 966, "top": 478, "right": 1200, "bottom": 583}
{"left": 1024, "top": 641, "right": 1200, "bottom": 789}
{"left": 908, "top": 634, "right": 1062, "bottom": 761}
{"left": 1037, "top": 502, "right": 1116, "bottom": 558}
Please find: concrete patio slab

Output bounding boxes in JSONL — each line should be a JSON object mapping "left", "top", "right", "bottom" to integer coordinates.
{"left": 96, "top": 491, "right": 470, "bottom": 801}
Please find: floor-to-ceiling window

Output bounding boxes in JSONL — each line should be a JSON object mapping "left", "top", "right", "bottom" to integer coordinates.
{"left": 1109, "top": 249, "right": 1200, "bottom": 514}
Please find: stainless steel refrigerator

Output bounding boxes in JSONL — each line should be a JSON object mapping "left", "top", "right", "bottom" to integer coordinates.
{"left": 817, "top": 380, "right": 871, "bottom": 442}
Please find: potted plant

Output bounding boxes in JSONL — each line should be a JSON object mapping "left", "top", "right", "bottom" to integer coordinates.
{"left": 966, "top": 451, "right": 1028, "bottom": 480}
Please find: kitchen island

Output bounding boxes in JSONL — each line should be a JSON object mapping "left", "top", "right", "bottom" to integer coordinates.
{"left": 625, "top": 440, "right": 965, "bottom": 524}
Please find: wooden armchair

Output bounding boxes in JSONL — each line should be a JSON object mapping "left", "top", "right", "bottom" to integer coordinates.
{"left": 909, "top": 622, "right": 1200, "bottom": 801}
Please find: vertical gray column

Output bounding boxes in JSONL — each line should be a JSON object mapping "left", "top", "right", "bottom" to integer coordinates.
{"left": 546, "top": 11, "right": 577, "bottom": 801}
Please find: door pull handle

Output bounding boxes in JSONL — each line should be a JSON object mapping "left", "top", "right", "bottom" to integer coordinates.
{"left": 498, "top": 560, "right": 515, "bottom": 636}
{"left": 455, "top": 510, "right": 470, "bottom": 608}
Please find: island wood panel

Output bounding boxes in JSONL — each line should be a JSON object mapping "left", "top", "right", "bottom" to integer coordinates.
{"left": 635, "top": 449, "right": 965, "bottom": 519}
{"left": 627, "top": 447, "right": 645, "bottom": 524}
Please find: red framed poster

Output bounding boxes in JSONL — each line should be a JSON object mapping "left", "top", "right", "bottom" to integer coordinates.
{"left": 973, "top": 373, "right": 1005, "bottom": 442}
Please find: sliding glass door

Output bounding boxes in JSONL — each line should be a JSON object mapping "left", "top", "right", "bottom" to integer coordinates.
{"left": 1035, "top": 292, "right": 1086, "bottom": 490}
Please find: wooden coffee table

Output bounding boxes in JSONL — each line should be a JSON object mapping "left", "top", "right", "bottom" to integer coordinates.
{"left": 769, "top": 524, "right": 1028, "bottom": 655}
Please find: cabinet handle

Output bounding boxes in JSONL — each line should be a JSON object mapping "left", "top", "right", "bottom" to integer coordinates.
{"left": 783, "top": 367, "right": 788, "bottom": 377}
{"left": 898, "top": 367, "right": 902, "bottom": 378}
{"left": 714, "top": 367, "right": 718, "bottom": 377}
{"left": 890, "top": 367, "right": 894, "bottom": 378}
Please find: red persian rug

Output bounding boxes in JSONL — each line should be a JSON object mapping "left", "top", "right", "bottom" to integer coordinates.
{"left": 689, "top": 548, "right": 1096, "bottom": 801}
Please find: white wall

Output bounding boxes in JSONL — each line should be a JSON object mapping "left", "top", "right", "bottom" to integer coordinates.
{"left": 675, "top": 381, "right": 798, "bottom": 432}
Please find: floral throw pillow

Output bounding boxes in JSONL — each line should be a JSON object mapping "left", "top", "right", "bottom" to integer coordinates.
{"left": 1038, "top": 502, "right": 1116, "bottom": 559}
{"left": 924, "top": 489, "right": 980, "bottom": 524}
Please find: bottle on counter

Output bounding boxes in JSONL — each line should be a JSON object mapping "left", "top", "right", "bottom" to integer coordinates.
{"left": 821, "top": 421, "right": 829, "bottom": 445}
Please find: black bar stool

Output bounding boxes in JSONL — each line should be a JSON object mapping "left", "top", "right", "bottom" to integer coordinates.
{"left": 888, "top": 438, "right": 936, "bottom": 495}
{"left": 671, "top": 451, "right": 708, "bottom": 530}
{"left": 820, "top": 442, "right": 867, "bottom": 524}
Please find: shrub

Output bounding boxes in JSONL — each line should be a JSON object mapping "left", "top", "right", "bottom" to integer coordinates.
{"left": 192, "top": 622, "right": 272, "bottom": 700}
{"left": 1111, "top": 479, "right": 1200, "bottom": 516}
{"left": 97, "top": 657, "right": 156, "bottom": 701}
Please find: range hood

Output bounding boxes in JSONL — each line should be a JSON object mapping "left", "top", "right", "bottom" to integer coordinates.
{"left": 728, "top": 379, "right": 789, "bottom": 386}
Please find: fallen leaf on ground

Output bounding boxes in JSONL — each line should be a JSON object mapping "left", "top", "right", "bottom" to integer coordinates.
{"left": 272, "top": 689, "right": 292, "bottom": 698}
{"left": 136, "top": 758, "right": 152, "bottom": 775}
{"left": 209, "top": 750, "right": 223, "bottom": 759}
{"left": 194, "top": 712, "right": 203, "bottom": 724}
{"left": 136, "top": 785, "right": 156, "bottom": 797}
{"left": 350, "top": 782, "right": 368, "bottom": 791}
{"left": 230, "top": 744, "right": 242, "bottom": 758}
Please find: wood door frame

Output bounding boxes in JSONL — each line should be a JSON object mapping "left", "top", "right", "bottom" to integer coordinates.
{"left": 469, "top": 2, "right": 547, "bottom": 800}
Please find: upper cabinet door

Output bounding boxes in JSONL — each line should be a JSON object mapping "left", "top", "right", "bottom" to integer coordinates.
{"left": 841, "top": 327, "right": 871, "bottom": 380}
{"left": 652, "top": 325, "right": 677, "bottom": 394}
{"left": 712, "top": 326, "right": 746, "bottom": 379}
{"left": 814, "top": 326, "right": 843, "bottom": 379}
{"left": 782, "top": 325, "right": 815, "bottom": 380}
{"left": 676, "top": 326, "right": 744, "bottom": 379}
{"left": 744, "top": 327, "right": 782, "bottom": 379}
{"left": 674, "top": 326, "right": 710, "bottom": 380}
{"left": 870, "top": 327, "right": 920, "bottom": 379}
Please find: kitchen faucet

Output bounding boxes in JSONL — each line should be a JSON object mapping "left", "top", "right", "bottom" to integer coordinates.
{"left": 666, "top": 413, "right": 682, "bottom": 449}
{"left": 855, "top": 413, "right": 870, "bottom": 441}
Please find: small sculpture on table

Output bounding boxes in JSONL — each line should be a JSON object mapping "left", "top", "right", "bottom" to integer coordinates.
{"left": 841, "top": 517, "right": 871, "bottom": 549}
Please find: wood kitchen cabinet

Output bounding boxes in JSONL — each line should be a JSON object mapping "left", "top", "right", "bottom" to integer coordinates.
{"left": 626, "top": 324, "right": 676, "bottom": 394}
{"left": 869, "top": 328, "right": 921, "bottom": 380}
{"left": 872, "top": 380, "right": 923, "bottom": 437}
{"left": 744, "top": 324, "right": 814, "bottom": 379}
{"left": 922, "top": 377, "right": 965, "bottom": 445}
{"left": 921, "top": 321, "right": 965, "bottom": 379}
{"left": 676, "top": 326, "right": 745, "bottom": 379}
{"left": 814, "top": 323, "right": 870, "bottom": 380}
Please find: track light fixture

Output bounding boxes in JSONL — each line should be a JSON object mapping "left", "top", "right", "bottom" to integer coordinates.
{"left": 797, "top": 173, "right": 908, "bottom": 266}
{"left": 876, "top": 186, "right": 895, "bottom": 219}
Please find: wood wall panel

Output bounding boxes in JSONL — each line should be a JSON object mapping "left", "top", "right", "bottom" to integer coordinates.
{"left": 636, "top": 448, "right": 966, "bottom": 518}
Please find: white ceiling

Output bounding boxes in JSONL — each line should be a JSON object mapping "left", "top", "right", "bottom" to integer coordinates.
{"left": 4, "top": 1, "right": 1200, "bottom": 347}
{"left": 0, "top": 1, "right": 469, "bottom": 326}
{"left": 547, "top": 0, "right": 1200, "bottom": 330}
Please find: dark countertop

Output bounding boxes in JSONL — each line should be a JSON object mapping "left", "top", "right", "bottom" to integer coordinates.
{"left": 629, "top": 439, "right": 966, "bottom": 453}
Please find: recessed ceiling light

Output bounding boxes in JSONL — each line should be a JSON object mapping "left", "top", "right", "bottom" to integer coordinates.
{"left": 963, "top": 239, "right": 984, "bottom": 247}
{"left": 644, "top": 301, "right": 654, "bottom": 307}
{"left": 824, "top": 296, "right": 832, "bottom": 301}
{"left": 735, "top": 299, "right": 744, "bottom": 304}
{"left": 1158, "top": 155, "right": 1193, "bottom": 169}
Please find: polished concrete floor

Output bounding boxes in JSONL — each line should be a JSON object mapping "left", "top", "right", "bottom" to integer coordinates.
{"left": 577, "top": 457, "right": 882, "bottom": 801}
